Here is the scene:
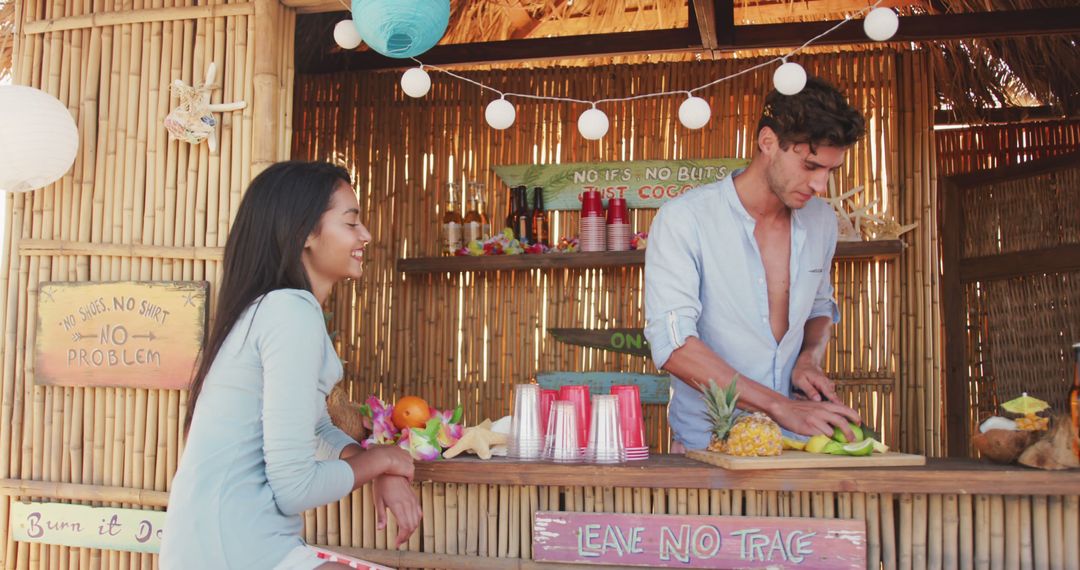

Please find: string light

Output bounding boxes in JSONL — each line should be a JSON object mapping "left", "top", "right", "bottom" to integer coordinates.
{"left": 333, "top": 20, "right": 363, "bottom": 50}
{"left": 343, "top": 0, "right": 899, "bottom": 138}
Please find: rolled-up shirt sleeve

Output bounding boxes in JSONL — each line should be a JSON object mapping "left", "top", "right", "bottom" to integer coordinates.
{"left": 644, "top": 204, "right": 703, "bottom": 370}
{"left": 809, "top": 219, "right": 841, "bottom": 323}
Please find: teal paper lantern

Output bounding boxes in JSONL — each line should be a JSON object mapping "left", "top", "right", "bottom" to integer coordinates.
{"left": 351, "top": 0, "right": 450, "bottom": 59}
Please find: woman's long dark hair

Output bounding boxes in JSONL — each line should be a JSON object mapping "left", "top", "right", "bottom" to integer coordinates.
{"left": 184, "top": 161, "right": 352, "bottom": 432}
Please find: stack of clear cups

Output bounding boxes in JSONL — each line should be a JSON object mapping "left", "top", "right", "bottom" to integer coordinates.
{"left": 542, "top": 401, "right": 582, "bottom": 463}
{"left": 508, "top": 384, "right": 542, "bottom": 459}
{"left": 584, "top": 395, "right": 625, "bottom": 464}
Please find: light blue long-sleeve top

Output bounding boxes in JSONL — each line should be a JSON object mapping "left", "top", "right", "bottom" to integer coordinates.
{"left": 643, "top": 170, "right": 840, "bottom": 450}
{"left": 161, "top": 289, "right": 357, "bottom": 569}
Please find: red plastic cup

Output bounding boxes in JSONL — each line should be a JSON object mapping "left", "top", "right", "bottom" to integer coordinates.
{"left": 606, "top": 198, "right": 629, "bottom": 224}
{"left": 558, "top": 385, "right": 592, "bottom": 447}
{"left": 539, "top": 389, "right": 558, "bottom": 435}
{"left": 610, "top": 385, "right": 646, "bottom": 448}
{"left": 581, "top": 190, "right": 604, "bottom": 217}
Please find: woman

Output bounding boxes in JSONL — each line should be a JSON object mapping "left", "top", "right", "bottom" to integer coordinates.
{"left": 162, "top": 161, "right": 421, "bottom": 569}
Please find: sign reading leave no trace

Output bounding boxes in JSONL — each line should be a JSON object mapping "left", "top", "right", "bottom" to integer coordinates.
{"left": 34, "top": 281, "right": 208, "bottom": 390}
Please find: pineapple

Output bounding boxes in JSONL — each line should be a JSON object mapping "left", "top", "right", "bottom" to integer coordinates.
{"left": 703, "top": 376, "right": 783, "bottom": 457}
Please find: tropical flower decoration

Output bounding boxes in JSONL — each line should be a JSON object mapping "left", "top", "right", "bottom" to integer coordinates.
{"left": 358, "top": 396, "right": 465, "bottom": 460}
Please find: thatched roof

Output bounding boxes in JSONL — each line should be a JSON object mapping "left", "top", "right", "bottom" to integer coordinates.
{"left": 297, "top": 0, "right": 1078, "bottom": 124}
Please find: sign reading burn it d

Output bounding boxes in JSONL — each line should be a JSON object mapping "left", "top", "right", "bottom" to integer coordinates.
{"left": 35, "top": 281, "right": 208, "bottom": 390}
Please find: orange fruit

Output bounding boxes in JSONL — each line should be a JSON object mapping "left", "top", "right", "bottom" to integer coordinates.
{"left": 391, "top": 396, "right": 431, "bottom": 430}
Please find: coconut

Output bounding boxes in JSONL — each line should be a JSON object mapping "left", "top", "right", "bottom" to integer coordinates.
{"left": 979, "top": 416, "right": 1018, "bottom": 433}
{"left": 972, "top": 429, "right": 1038, "bottom": 464}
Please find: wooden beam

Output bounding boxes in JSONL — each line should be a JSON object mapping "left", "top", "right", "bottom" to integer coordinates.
{"left": 298, "top": 7, "right": 1080, "bottom": 73}
{"left": 959, "top": 245, "right": 1080, "bottom": 283}
{"left": 934, "top": 105, "right": 1069, "bottom": 126}
{"left": 949, "top": 149, "right": 1080, "bottom": 189}
{"left": 940, "top": 178, "right": 970, "bottom": 458}
{"left": 690, "top": 0, "right": 718, "bottom": 50}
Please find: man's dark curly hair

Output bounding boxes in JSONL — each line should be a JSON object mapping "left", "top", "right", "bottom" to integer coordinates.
{"left": 756, "top": 76, "right": 865, "bottom": 152}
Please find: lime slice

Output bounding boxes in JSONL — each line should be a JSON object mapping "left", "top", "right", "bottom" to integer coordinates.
{"left": 869, "top": 438, "right": 889, "bottom": 454}
{"left": 823, "top": 441, "right": 846, "bottom": 455}
{"left": 842, "top": 439, "right": 874, "bottom": 456}
{"left": 832, "top": 423, "right": 865, "bottom": 444}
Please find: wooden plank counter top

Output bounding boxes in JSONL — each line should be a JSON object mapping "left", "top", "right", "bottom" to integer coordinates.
{"left": 415, "top": 455, "right": 1080, "bottom": 496}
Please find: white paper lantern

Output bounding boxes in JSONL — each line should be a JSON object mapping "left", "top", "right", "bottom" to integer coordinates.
{"left": 773, "top": 61, "right": 807, "bottom": 96}
{"left": 863, "top": 7, "right": 899, "bottom": 42}
{"left": 678, "top": 96, "right": 711, "bottom": 130}
{"left": 577, "top": 107, "right": 609, "bottom": 140}
{"left": 333, "top": 20, "right": 363, "bottom": 50}
{"left": 400, "top": 67, "right": 431, "bottom": 98}
{"left": 0, "top": 85, "right": 79, "bottom": 193}
{"left": 485, "top": 98, "right": 516, "bottom": 130}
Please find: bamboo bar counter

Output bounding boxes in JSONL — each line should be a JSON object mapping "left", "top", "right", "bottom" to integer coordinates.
{"left": 316, "top": 456, "right": 1080, "bottom": 569}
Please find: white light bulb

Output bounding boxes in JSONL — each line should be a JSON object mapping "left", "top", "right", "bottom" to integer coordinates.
{"left": 773, "top": 61, "right": 807, "bottom": 96}
{"left": 577, "top": 108, "right": 609, "bottom": 140}
{"left": 333, "top": 20, "right": 363, "bottom": 50}
{"left": 400, "top": 67, "right": 431, "bottom": 98}
{"left": 485, "top": 98, "right": 516, "bottom": 130}
{"left": 678, "top": 96, "right": 711, "bottom": 130}
{"left": 863, "top": 7, "right": 899, "bottom": 42}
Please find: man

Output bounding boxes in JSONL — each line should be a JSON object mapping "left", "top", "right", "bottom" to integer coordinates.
{"left": 644, "top": 77, "right": 864, "bottom": 452}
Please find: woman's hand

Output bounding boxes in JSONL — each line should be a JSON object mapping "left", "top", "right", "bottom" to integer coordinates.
{"left": 344, "top": 445, "right": 414, "bottom": 489}
{"left": 367, "top": 445, "right": 415, "bottom": 481}
{"left": 373, "top": 475, "right": 422, "bottom": 548}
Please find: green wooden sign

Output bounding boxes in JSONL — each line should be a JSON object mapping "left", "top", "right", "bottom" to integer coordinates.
{"left": 493, "top": 159, "right": 747, "bottom": 211}
{"left": 548, "top": 327, "right": 651, "bottom": 358}
{"left": 11, "top": 501, "right": 165, "bottom": 554}
{"left": 537, "top": 372, "right": 670, "bottom": 405}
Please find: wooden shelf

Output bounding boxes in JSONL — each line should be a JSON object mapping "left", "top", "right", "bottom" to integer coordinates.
{"left": 397, "top": 239, "right": 904, "bottom": 274}
{"left": 416, "top": 455, "right": 1080, "bottom": 496}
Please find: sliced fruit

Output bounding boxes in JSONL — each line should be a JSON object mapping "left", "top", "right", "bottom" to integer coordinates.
{"left": 832, "top": 423, "right": 865, "bottom": 444}
{"left": 869, "top": 438, "right": 889, "bottom": 454}
{"left": 842, "top": 439, "right": 874, "bottom": 456}
{"left": 782, "top": 437, "right": 806, "bottom": 451}
{"left": 822, "top": 441, "right": 846, "bottom": 455}
{"left": 805, "top": 434, "right": 832, "bottom": 454}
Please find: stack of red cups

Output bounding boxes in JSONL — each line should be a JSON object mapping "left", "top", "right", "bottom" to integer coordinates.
{"left": 606, "top": 198, "right": 631, "bottom": 251}
{"left": 579, "top": 190, "right": 606, "bottom": 252}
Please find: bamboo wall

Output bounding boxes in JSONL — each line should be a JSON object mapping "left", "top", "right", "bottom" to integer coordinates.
{"left": 1, "top": 0, "right": 292, "bottom": 568}
{"left": 937, "top": 120, "right": 1080, "bottom": 448}
{"left": 957, "top": 165, "right": 1080, "bottom": 435}
{"left": 294, "top": 50, "right": 944, "bottom": 456}
{"left": 937, "top": 119, "right": 1080, "bottom": 178}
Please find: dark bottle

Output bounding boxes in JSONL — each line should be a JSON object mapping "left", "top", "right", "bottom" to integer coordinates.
{"left": 516, "top": 186, "right": 533, "bottom": 244}
{"left": 505, "top": 186, "right": 520, "bottom": 235}
{"left": 531, "top": 186, "right": 549, "bottom": 247}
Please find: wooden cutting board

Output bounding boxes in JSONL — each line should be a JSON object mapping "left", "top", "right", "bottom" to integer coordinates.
{"left": 686, "top": 449, "right": 926, "bottom": 470}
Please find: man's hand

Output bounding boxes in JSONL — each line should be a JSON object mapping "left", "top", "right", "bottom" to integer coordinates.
{"left": 791, "top": 359, "right": 840, "bottom": 404}
{"left": 771, "top": 398, "right": 861, "bottom": 440}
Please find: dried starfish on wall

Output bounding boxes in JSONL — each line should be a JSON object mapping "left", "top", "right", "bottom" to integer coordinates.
{"left": 164, "top": 63, "right": 246, "bottom": 154}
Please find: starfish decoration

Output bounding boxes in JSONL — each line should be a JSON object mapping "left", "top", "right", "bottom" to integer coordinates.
{"left": 164, "top": 63, "right": 246, "bottom": 154}
{"left": 441, "top": 419, "right": 508, "bottom": 460}
{"left": 848, "top": 199, "right": 885, "bottom": 237}
{"left": 825, "top": 180, "right": 866, "bottom": 242}
{"left": 863, "top": 214, "right": 919, "bottom": 240}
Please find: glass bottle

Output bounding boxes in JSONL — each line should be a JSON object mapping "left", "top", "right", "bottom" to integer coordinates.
{"left": 463, "top": 195, "right": 482, "bottom": 244}
{"left": 442, "top": 193, "right": 463, "bottom": 256}
{"left": 531, "top": 186, "right": 549, "bottom": 247}
{"left": 1071, "top": 342, "right": 1079, "bottom": 460}
{"left": 516, "top": 186, "right": 532, "bottom": 244}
